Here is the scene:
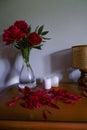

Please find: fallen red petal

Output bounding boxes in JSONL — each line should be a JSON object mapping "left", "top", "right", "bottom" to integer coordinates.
{"left": 8, "top": 101, "right": 15, "bottom": 107}
{"left": 8, "top": 86, "right": 82, "bottom": 120}
{"left": 42, "top": 110, "right": 47, "bottom": 120}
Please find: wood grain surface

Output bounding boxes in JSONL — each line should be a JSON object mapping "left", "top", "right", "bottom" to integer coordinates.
{"left": 0, "top": 83, "right": 87, "bottom": 130}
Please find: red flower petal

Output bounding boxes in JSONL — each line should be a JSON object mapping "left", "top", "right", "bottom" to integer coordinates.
{"left": 42, "top": 110, "right": 47, "bottom": 120}
{"left": 48, "top": 103, "right": 59, "bottom": 109}
{"left": 8, "top": 86, "right": 82, "bottom": 120}
{"left": 63, "top": 99, "right": 75, "bottom": 104}
{"left": 8, "top": 101, "right": 15, "bottom": 107}
{"left": 14, "top": 96, "right": 21, "bottom": 101}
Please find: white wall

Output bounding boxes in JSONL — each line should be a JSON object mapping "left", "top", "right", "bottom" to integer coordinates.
{"left": 0, "top": 0, "right": 87, "bottom": 88}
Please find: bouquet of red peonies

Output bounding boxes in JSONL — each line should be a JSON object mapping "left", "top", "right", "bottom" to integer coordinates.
{"left": 3, "top": 20, "right": 50, "bottom": 67}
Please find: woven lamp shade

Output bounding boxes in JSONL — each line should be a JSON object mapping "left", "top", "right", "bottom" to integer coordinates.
{"left": 72, "top": 45, "right": 87, "bottom": 70}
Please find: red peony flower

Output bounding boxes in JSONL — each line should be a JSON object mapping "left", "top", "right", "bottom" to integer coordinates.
{"left": 3, "top": 20, "right": 50, "bottom": 67}
{"left": 27, "top": 32, "right": 42, "bottom": 46}
{"left": 3, "top": 25, "right": 25, "bottom": 45}
{"left": 14, "top": 20, "right": 28, "bottom": 33}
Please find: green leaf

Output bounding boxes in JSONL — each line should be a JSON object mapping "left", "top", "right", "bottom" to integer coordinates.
{"left": 38, "top": 25, "right": 44, "bottom": 35}
{"left": 41, "top": 31, "right": 49, "bottom": 35}
{"left": 33, "top": 44, "right": 43, "bottom": 50}
{"left": 42, "top": 37, "right": 51, "bottom": 40}
{"left": 28, "top": 25, "right": 31, "bottom": 32}
{"left": 42, "top": 40, "right": 46, "bottom": 42}
{"left": 35, "top": 25, "right": 39, "bottom": 33}
{"left": 15, "top": 44, "right": 20, "bottom": 49}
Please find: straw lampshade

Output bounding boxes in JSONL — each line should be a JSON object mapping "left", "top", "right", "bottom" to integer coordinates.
{"left": 72, "top": 45, "right": 87, "bottom": 87}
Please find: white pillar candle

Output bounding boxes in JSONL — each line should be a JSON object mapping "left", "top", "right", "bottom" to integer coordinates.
{"left": 51, "top": 76, "right": 59, "bottom": 87}
{"left": 44, "top": 77, "right": 51, "bottom": 89}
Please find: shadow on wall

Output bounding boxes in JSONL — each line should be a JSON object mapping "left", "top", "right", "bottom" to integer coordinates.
{"left": 44, "top": 48, "right": 80, "bottom": 82}
{"left": 0, "top": 33, "right": 81, "bottom": 89}
{"left": 0, "top": 35, "right": 19, "bottom": 89}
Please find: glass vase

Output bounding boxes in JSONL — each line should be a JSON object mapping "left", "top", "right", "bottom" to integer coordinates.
{"left": 19, "top": 61, "right": 36, "bottom": 89}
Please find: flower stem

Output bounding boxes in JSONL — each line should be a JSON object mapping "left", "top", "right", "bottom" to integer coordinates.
{"left": 21, "top": 47, "right": 31, "bottom": 68}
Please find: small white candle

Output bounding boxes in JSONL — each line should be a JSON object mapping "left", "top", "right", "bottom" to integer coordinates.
{"left": 44, "top": 77, "right": 51, "bottom": 89}
{"left": 51, "top": 76, "right": 59, "bottom": 87}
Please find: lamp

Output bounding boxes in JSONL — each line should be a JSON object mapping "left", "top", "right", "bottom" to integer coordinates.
{"left": 72, "top": 45, "right": 87, "bottom": 87}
